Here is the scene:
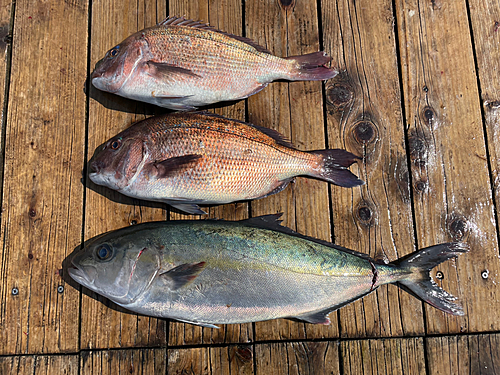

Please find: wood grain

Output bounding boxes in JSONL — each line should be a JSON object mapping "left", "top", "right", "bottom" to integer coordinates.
{"left": 246, "top": 0, "right": 338, "bottom": 342}
{"left": 0, "top": 0, "right": 87, "bottom": 354}
{"left": 168, "top": 345, "right": 254, "bottom": 375}
{"left": 81, "top": 0, "right": 168, "bottom": 350}
{"left": 341, "top": 338, "right": 426, "bottom": 374}
{"left": 322, "top": 0, "right": 424, "bottom": 339}
{"left": 426, "top": 334, "right": 500, "bottom": 374}
{"left": 255, "top": 341, "right": 339, "bottom": 375}
{"left": 0, "top": 355, "right": 79, "bottom": 375}
{"left": 81, "top": 349, "right": 166, "bottom": 374}
{"left": 395, "top": 0, "right": 500, "bottom": 334}
{"left": 166, "top": 0, "right": 252, "bottom": 346}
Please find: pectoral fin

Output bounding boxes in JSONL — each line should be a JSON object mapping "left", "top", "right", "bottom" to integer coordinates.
{"left": 151, "top": 154, "right": 202, "bottom": 178}
{"left": 145, "top": 61, "right": 202, "bottom": 80}
{"left": 160, "top": 261, "right": 206, "bottom": 290}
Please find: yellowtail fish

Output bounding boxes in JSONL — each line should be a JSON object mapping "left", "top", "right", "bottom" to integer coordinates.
{"left": 91, "top": 16, "right": 338, "bottom": 110}
{"left": 88, "top": 112, "right": 363, "bottom": 214}
{"left": 67, "top": 214, "right": 468, "bottom": 328}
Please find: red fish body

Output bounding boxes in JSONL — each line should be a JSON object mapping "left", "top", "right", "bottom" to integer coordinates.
{"left": 89, "top": 113, "right": 363, "bottom": 214}
{"left": 91, "top": 17, "right": 338, "bottom": 110}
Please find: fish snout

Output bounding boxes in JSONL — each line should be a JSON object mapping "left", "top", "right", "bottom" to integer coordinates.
{"left": 89, "top": 159, "right": 105, "bottom": 175}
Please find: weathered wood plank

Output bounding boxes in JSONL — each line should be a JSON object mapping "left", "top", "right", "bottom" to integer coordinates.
{"left": 247, "top": 0, "right": 338, "bottom": 342}
{"left": 342, "top": 338, "right": 426, "bottom": 374}
{"left": 81, "top": 0, "right": 168, "bottom": 349}
{"left": 0, "top": 0, "right": 87, "bottom": 354}
{"left": 322, "top": 0, "right": 424, "bottom": 338}
{"left": 395, "top": 0, "right": 500, "bottom": 333}
{"left": 166, "top": 1, "right": 252, "bottom": 346}
{"left": 468, "top": 0, "right": 500, "bottom": 305}
{"left": 81, "top": 349, "right": 166, "bottom": 374}
{"left": 0, "top": 355, "right": 79, "bottom": 375}
{"left": 168, "top": 345, "right": 254, "bottom": 374}
{"left": 426, "top": 334, "right": 500, "bottom": 375}
{"left": 254, "top": 341, "right": 339, "bottom": 375}
{"left": 0, "top": 0, "right": 12, "bottom": 127}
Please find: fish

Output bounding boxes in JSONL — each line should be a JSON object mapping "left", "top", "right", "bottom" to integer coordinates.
{"left": 91, "top": 16, "right": 338, "bottom": 110}
{"left": 67, "top": 214, "right": 468, "bottom": 328}
{"left": 88, "top": 112, "right": 364, "bottom": 214}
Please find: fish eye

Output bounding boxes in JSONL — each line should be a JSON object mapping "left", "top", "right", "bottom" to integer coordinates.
{"left": 96, "top": 244, "right": 113, "bottom": 261}
{"left": 108, "top": 46, "right": 120, "bottom": 58}
{"left": 110, "top": 139, "right": 122, "bottom": 150}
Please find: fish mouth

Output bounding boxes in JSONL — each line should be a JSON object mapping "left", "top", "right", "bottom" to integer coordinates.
{"left": 68, "top": 264, "right": 93, "bottom": 286}
{"left": 89, "top": 159, "right": 101, "bottom": 175}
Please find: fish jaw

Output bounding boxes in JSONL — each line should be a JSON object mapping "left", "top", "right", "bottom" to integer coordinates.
{"left": 91, "top": 32, "right": 147, "bottom": 94}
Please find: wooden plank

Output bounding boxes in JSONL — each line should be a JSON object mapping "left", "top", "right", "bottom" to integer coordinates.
{"left": 166, "top": 1, "right": 252, "bottom": 346}
{"left": 81, "top": 349, "right": 166, "bottom": 374}
{"left": 341, "top": 338, "right": 425, "bottom": 375}
{"left": 321, "top": 0, "right": 424, "bottom": 338}
{"left": 468, "top": 0, "right": 500, "bottom": 310}
{"left": 81, "top": 0, "right": 168, "bottom": 349}
{"left": 426, "top": 334, "right": 500, "bottom": 375}
{"left": 0, "top": 0, "right": 12, "bottom": 125}
{"left": 167, "top": 345, "right": 254, "bottom": 375}
{"left": 254, "top": 341, "right": 339, "bottom": 375}
{"left": 0, "top": 355, "right": 79, "bottom": 375}
{"left": 395, "top": 0, "right": 500, "bottom": 333}
{"left": 0, "top": 0, "right": 87, "bottom": 354}
{"left": 247, "top": 0, "right": 338, "bottom": 342}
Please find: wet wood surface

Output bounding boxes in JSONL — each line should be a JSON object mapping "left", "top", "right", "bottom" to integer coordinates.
{"left": 0, "top": 0, "right": 499, "bottom": 373}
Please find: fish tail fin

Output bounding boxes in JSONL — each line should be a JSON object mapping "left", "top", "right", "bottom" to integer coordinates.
{"left": 285, "top": 52, "right": 338, "bottom": 81}
{"left": 309, "top": 149, "right": 364, "bottom": 188}
{"left": 393, "top": 242, "right": 469, "bottom": 316}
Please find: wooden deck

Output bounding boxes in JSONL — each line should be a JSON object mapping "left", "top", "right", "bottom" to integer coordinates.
{"left": 0, "top": 0, "right": 499, "bottom": 373}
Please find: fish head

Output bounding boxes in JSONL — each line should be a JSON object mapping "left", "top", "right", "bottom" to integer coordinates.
{"left": 91, "top": 32, "right": 148, "bottom": 94}
{"left": 68, "top": 230, "right": 161, "bottom": 305}
{"left": 89, "top": 134, "right": 145, "bottom": 191}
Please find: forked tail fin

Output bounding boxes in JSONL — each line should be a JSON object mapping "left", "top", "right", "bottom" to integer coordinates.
{"left": 309, "top": 149, "right": 364, "bottom": 188}
{"left": 393, "top": 242, "right": 469, "bottom": 315}
{"left": 285, "top": 52, "right": 338, "bottom": 81}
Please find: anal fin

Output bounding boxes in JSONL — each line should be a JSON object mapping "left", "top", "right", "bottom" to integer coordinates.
{"left": 292, "top": 290, "right": 374, "bottom": 325}
{"left": 174, "top": 318, "right": 219, "bottom": 329}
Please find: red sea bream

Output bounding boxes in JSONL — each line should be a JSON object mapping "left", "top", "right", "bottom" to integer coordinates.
{"left": 88, "top": 112, "right": 363, "bottom": 214}
{"left": 91, "top": 16, "right": 338, "bottom": 110}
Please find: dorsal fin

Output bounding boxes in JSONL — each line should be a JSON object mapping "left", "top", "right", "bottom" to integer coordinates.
{"left": 241, "top": 214, "right": 374, "bottom": 261}
{"left": 157, "top": 16, "right": 272, "bottom": 54}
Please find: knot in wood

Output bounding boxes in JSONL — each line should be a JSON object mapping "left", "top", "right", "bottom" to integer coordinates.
{"left": 414, "top": 180, "right": 428, "bottom": 192}
{"left": 326, "top": 84, "right": 353, "bottom": 109}
{"left": 423, "top": 107, "right": 435, "bottom": 121}
{"left": 447, "top": 215, "right": 468, "bottom": 240}
{"left": 278, "top": 0, "right": 295, "bottom": 10}
{"left": 356, "top": 202, "right": 375, "bottom": 226}
{"left": 353, "top": 121, "right": 376, "bottom": 144}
